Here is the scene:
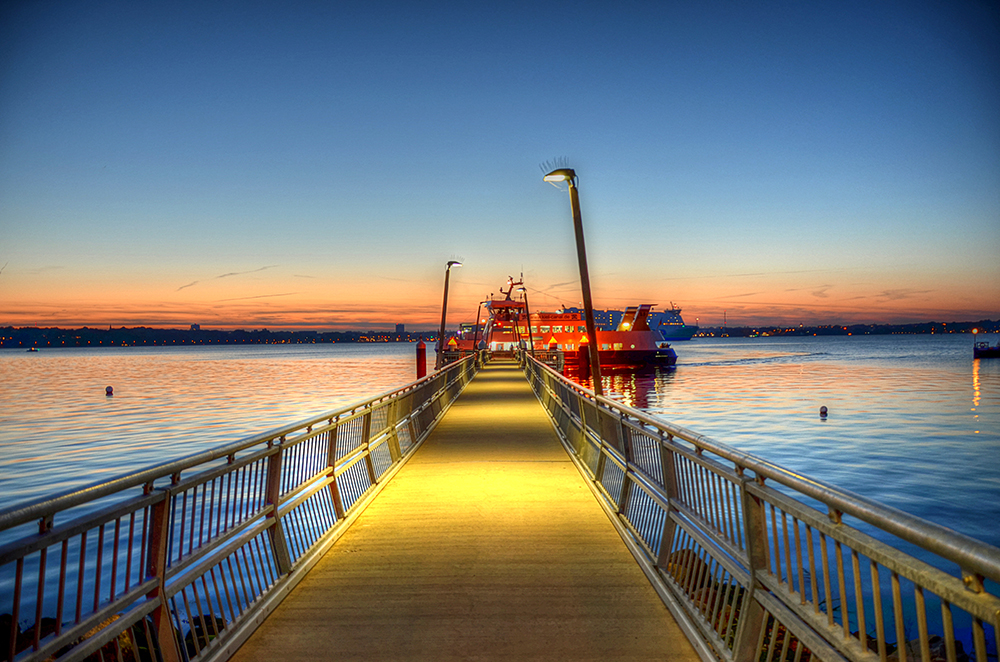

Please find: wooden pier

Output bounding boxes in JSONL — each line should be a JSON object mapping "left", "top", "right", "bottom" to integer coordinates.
{"left": 232, "top": 361, "right": 699, "bottom": 660}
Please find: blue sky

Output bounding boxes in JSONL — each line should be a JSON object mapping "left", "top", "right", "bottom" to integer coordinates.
{"left": 1, "top": 0, "right": 998, "bottom": 329}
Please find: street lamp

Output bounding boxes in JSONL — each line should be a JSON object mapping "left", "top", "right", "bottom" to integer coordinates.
{"left": 436, "top": 260, "right": 462, "bottom": 369}
{"left": 543, "top": 167, "right": 603, "bottom": 395}
{"left": 517, "top": 286, "right": 535, "bottom": 357}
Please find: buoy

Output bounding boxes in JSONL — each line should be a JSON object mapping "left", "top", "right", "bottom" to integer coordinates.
{"left": 819, "top": 406, "right": 828, "bottom": 418}
{"left": 106, "top": 386, "right": 114, "bottom": 397}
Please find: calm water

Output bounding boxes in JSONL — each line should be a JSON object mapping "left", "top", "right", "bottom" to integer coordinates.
{"left": 0, "top": 343, "right": 420, "bottom": 505}
{"left": 1, "top": 336, "right": 998, "bottom": 550}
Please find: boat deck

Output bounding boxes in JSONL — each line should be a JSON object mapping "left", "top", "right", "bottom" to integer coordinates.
{"left": 231, "top": 361, "right": 699, "bottom": 660}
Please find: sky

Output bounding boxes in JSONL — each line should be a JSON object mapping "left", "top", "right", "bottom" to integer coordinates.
{"left": 1, "top": 0, "right": 998, "bottom": 331}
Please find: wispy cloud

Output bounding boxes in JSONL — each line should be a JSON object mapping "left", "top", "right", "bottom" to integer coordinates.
{"left": 875, "top": 288, "right": 933, "bottom": 301}
{"left": 216, "top": 265, "right": 278, "bottom": 279}
{"left": 176, "top": 265, "right": 279, "bottom": 291}
{"left": 215, "top": 292, "right": 299, "bottom": 302}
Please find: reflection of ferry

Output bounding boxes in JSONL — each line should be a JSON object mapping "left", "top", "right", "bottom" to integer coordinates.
{"left": 586, "top": 303, "right": 697, "bottom": 340}
{"left": 455, "top": 277, "right": 677, "bottom": 367}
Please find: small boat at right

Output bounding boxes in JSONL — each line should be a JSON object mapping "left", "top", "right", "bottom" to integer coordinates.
{"left": 972, "top": 329, "right": 1000, "bottom": 358}
{"left": 974, "top": 341, "right": 1000, "bottom": 359}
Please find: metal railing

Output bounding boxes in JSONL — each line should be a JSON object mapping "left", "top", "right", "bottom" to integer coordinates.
{"left": 523, "top": 355, "right": 1000, "bottom": 662}
{"left": 0, "top": 357, "right": 478, "bottom": 662}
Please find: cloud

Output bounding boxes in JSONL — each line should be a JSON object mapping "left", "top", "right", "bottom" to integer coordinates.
{"left": 215, "top": 265, "right": 279, "bottom": 279}
{"left": 875, "top": 288, "right": 933, "bottom": 301}
{"left": 214, "top": 292, "right": 299, "bottom": 302}
{"left": 176, "top": 281, "right": 200, "bottom": 292}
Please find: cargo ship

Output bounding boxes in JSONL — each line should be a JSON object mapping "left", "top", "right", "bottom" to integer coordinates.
{"left": 454, "top": 278, "right": 677, "bottom": 367}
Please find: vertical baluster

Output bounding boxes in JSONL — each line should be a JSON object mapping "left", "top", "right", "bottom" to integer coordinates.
{"left": 793, "top": 517, "right": 805, "bottom": 603}
{"left": 891, "top": 571, "right": 906, "bottom": 662}
{"left": 914, "top": 585, "right": 930, "bottom": 662}
{"left": 33, "top": 524, "right": 49, "bottom": 651}
{"left": 781, "top": 510, "right": 793, "bottom": 592}
{"left": 807, "top": 525, "right": 819, "bottom": 613}
{"left": 870, "top": 560, "right": 887, "bottom": 661}
{"left": 940, "top": 600, "right": 955, "bottom": 662}
{"left": 75, "top": 531, "right": 87, "bottom": 623}
{"left": 125, "top": 511, "right": 136, "bottom": 590}
{"left": 835, "top": 540, "right": 848, "bottom": 639}
{"left": 198, "top": 481, "right": 208, "bottom": 549}
{"left": 94, "top": 523, "right": 105, "bottom": 612}
{"left": 56, "top": 539, "right": 68, "bottom": 636}
{"left": 770, "top": 504, "right": 782, "bottom": 580}
{"left": 110, "top": 517, "right": 121, "bottom": 602}
{"left": 971, "top": 616, "right": 986, "bottom": 662}
{"left": 820, "top": 532, "right": 834, "bottom": 627}
{"left": 852, "top": 549, "right": 867, "bottom": 650}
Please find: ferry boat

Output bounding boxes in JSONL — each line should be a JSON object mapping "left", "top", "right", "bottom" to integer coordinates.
{"left": 582, "top": 303, "right": 697, "bottom": 340}
{"left": 454, "top": 278, "right": 677, "bottom": 368}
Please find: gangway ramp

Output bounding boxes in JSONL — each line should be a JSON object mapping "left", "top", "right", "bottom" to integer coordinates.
{"left": 232, "top": 361, "right": 700, "bottom": 660}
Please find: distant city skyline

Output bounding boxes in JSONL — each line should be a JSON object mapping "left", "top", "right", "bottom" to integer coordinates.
{"left": 2, "top": 1, "right": 998, "bottom": 331}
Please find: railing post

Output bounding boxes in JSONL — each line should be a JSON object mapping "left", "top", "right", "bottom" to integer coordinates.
{"left": 362, "top": 412, "right": 378, "bottom": 485}
{"left": 616, "top": 413, "right": 632, "bottom": 515}
{"left": 387, "top": 401, "right": 402, "bottom": 463}
{"left": 731, "top": 471, "right": 769, "bottom": 660}
{"left": 145, "top": 487, "right": 182, "bottom": 662}
{"left": 327, "top": 424, "right": 345, "bottom": 520}
{"left": 655, "top": 433, "right": 679, "bottom": 570}
{"left": 264, "top": 444, "right": 293, "bottom": 575}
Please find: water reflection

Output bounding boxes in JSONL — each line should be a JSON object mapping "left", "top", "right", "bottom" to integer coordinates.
{"left": 566, "top": 365, "right": 676, "bottom": 410}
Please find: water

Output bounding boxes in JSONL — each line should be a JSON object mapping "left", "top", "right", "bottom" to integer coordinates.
{"left": 1, "top": 336, "right": 998, "bottom": 550}
{"left": 0, "top": 343, "right": 421, "bottom": 506}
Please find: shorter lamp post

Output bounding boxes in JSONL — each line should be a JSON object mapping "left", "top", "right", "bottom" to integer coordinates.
{"left": 436, "top": 260, "right": 462, "bottom": 369}
{"left": 543, "top": 167, "right": 603, "bottom": 395}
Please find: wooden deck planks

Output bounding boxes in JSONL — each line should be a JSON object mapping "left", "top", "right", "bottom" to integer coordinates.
{"left": 232, "top": 361, "right": 699, "bottom": 661}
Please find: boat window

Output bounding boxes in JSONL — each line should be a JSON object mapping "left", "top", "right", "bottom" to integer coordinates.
{"left": 552, "top": 326, "right": 563, "bottom": 333}
{"left": 530, "top": 326, "right": 537, "bottom": 333}
{"left": 540, "top": 326, "right": 550, "bottom": 333}
{"left": 613, "top": 343, "right": 623, "bottom": 350}
{"left": 567, "top": 344, "right": 575, "bottom": 351}
{"left": 601, "top": 344, "right": 610, "bottom": 350}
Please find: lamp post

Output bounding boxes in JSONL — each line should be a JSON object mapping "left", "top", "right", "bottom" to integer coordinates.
{"left": 517, "top": 286, "right": 535, "bottom": 357}
{"left": 436, "top": 260, "right": 462, "bottom": 369}
{"left": 543, "top": 167, "right": 603, "bottom": 395}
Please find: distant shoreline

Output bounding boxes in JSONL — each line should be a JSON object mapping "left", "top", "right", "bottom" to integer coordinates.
{"left": 3, "top": 319, "right": 998, "bottom": 348}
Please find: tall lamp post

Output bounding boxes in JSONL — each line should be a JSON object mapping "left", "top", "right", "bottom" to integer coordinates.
{"left": 543, "top": 168, "right": 603, "bottom": 395}
{"left": 517, "top": 286, "right": 535, "bottom": 357}
{"left": 436, "top": 260, "right": 462, "bottom": 369}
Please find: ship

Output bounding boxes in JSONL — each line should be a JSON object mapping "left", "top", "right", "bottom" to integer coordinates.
{"left": 584, "top": 303, "right": 698, "bottom": 340}
{"left": 453, "top": 277, "right": 677, "bottom": 368}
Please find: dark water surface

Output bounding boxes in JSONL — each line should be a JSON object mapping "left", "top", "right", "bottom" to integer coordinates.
{"left": 2, "top": 336, "right": 998, "bottom": 550}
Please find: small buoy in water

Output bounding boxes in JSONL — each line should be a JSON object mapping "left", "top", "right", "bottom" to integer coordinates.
{"left": 819, "top": 405, "right": 828, "bottom": 418}
{"left": 105, "top": 386, "right": 114, "bottom": 397}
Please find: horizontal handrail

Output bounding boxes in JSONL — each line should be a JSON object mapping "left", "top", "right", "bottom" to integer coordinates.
{"left": 522, "top": 354, "right": 1000, "bottom": 662}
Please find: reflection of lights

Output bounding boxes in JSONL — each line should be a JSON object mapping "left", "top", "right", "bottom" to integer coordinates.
{"left": 972, "top": 357, "right": 981, "bottom": 409}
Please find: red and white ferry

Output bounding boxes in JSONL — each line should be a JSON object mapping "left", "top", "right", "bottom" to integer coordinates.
{"left": 454, "top": 277, "right": 677, "bottom": 368}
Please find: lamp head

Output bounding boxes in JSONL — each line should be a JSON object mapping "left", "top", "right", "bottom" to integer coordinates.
{"left": 543, "top": 168, "right": 576, "bottom": 182}
{"left": 447, "top": 260, "right": 463, "bottom": 269}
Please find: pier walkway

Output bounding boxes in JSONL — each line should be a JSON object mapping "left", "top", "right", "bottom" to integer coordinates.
{"left": 232, "top": 361, "right": 699, "bottom": 660}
